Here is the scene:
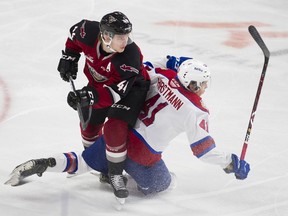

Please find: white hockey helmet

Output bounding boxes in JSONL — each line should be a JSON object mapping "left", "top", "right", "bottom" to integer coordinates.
{"left": 177, "top": 59, "right": 211, "bottom": 91}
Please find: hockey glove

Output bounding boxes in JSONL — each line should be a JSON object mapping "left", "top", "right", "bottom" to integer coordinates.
{"left": 223, "top": 154, "right": 250, "bottom": 180}
{"left": 166, "top": 55, "right": 192, "bottom": 72}
{"left": 67, "top": 86, "right": 98, "bottom": 110}
{"left": 57, "top": 49, "right": 81, "bottom": 82}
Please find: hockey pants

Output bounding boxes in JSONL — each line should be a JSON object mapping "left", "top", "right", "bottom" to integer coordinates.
{"left": 82, "top": 135, "right": 171, "bottom": 195}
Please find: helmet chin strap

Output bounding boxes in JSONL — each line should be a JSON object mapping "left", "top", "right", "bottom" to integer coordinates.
{"left": 101, "top": 33, "right": 116, "bottom": 53}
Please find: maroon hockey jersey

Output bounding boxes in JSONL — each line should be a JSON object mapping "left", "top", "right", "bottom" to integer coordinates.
{"left": 64, "top": 19, "right": 149, "bottom": 108}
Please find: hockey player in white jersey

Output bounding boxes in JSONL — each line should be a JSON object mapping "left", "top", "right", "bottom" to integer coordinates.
{"left": 5, "top": 56, "right": 250, "bottom": 196}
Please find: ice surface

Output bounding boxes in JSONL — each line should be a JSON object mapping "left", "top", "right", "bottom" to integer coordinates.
{"left": 1, "top": 0, "right": 288, "bottom": 215}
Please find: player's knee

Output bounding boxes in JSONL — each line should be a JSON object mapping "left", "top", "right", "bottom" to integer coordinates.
{"left": 81, "top": 124, "right": 103, "bottom": 148}
{"left": 103, "top": 118, "right": 128, "bottom": 147}
{"left": 138, "top": 172, "right": 172, "bottom": 195}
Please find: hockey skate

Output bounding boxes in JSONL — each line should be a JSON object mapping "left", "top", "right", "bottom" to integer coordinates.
{"left": 99, "top": 172, "right": 128, "bottom": 185}
{"left": 99, "top": 172, "right": 110, "bottom": 184}
{"left": 5, "top": 158, "right": 56, "bottom": 186}
{"left": 109, "top": 174, "right": 129, "bottom": 204}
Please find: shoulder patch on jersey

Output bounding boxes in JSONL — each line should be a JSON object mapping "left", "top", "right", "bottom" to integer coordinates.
{"left": 120, "top": 64, "right": 139, "bottom": 74}
{"left": 111, "top": 42, "right": 142, "bottom": 79}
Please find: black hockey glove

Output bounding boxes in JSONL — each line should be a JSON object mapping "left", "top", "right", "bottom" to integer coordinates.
{"left": 57, "top": 50, "right": 80, "bottom": 82}
{"left": 67, "top": 86, "right": 98, "bottom": 110}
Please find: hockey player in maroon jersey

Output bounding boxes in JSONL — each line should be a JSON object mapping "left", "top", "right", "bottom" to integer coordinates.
{"left": 56, "top": 11, "right": 150, "bottom": 199}
{"left": 6, "top": 57, "right": 250, "bottom": 198}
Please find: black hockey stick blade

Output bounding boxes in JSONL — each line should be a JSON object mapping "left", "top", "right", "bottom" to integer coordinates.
{"left": 248, "top": 25, "right": 270, "bottom": 58}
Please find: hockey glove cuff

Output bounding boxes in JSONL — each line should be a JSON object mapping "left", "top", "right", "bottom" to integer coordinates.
{"left": 166, "top": 55, "right": 192, "bottom": 72}
{"left": 223, "top": 154, "right": 250, "bottom": 180}
{"left": 57, "top": 49, "right": 81, "bottom": 82}
{"left": 67, "top": 86, "right": 98, "bottom": 110}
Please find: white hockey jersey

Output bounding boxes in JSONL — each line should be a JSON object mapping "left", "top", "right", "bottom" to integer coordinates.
{"left": 138, "top": 68, "right": 212, "bottom": 153}
{"left": 127, "top": 65, "right": 232, "bottom": 168}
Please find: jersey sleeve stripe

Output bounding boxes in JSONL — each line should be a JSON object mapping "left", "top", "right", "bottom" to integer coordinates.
{"left": 190, "top": 136, "right": 216, "bottom": 158}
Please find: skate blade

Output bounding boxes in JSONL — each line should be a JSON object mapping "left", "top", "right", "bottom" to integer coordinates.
{"left": 66, "top": 172, "right": 78, "bottom": 178}
{"left": 116, "top": 197, "right": 125, "bottom": 205}
{"left": 4, "top": 175, "right": 21, "bottom": 186}
{"left": 112, "top": 197, "right": 125, "bottom": 211}
{"left": 169, "top": 172, "right": 177, "bottom": 190}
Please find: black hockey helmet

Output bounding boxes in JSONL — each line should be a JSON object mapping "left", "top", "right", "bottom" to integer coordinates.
{"left": 99, "top": 11, "right": 132, "bottom": 36}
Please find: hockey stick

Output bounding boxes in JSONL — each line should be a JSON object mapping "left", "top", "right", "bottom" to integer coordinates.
{"left": 69, "top": 76, "right": 91, "bottom": 131}
{"left": 240, "top": 25, "right": 270, "bottom": 160}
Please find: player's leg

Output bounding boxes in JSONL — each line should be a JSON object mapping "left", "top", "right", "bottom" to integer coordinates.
{"left": 5, "top": 135, "right": 112, "bottom": 187}
{"left": 5, "top": 151, "right": 92, "bottom": 186}
{"left": 104, "top": 81, "right": 149, "bottom": 198}
{"left": 80, "top": 107, "right": 109, "bottom": 149}
{"left": 103, "top": 117, "right": 129, "bottom": 198}
{"left": 81, "top": 135, "right": 109, "bottom": 175}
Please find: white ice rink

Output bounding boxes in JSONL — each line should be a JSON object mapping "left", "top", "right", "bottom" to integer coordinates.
{"left": 1, "top": 0, "right": 288, "bottom": 215}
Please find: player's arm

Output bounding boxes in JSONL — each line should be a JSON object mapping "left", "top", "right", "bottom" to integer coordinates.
{"left": 66, "top": 72, "right": 137, "bottom": 110}
{"left": 200, "top": 148, "right": 250, "bottom": 180}
{"left": 67, "top": 82, "right": 121, "bottom": 110}
{"left": 66, "top": 76, "right": 148, "bottom": 110}
{"left": 186, "top": 113, "right": 250, "bottom": 180}
{"left": 58, "top": 19, "right": 100, "bottom": 82}
{"left": 109, "top": 43, "right": 147, "bottom": 99}
{"left": 67, "top": 60, "right": 138, "bottom": 110}
{"left": 57, "top": 20, "right": 85, "bottom": 82}
{"left": 144, "top": 55, "right": 192, "bottom": 71}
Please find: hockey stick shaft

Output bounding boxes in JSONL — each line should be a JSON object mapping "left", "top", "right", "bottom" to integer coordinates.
{"left": 69, "top": 77, "right": 89, "bottom": 130}
{"left": 240, "top": 25, "right": 270, "bottom": 160}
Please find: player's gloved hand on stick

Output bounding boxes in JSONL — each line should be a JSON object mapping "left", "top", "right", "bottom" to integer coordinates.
{"left": 223, "top": 154, "right": 250, "bottom": 180}
{"left": 57, "top": 49, "right": 81, "bottom": 82}
{"left": 67, "top": 86, "right": 97, "bottom": 110}
{"left": 166, "top": 55, "right": 192, "bottom": 72}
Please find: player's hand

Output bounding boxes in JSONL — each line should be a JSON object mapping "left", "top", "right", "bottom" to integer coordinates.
{"left": 166, "top": 55, "right": 192, "bottom": 72}
{"left": 67, "top": 86, "right": 97, "bottom": 110}
{"left": 57, "top": 50, "right": 80, "bottom": 82}
{"left": 223, "top": 154, "right": 250, "bottom": 180}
